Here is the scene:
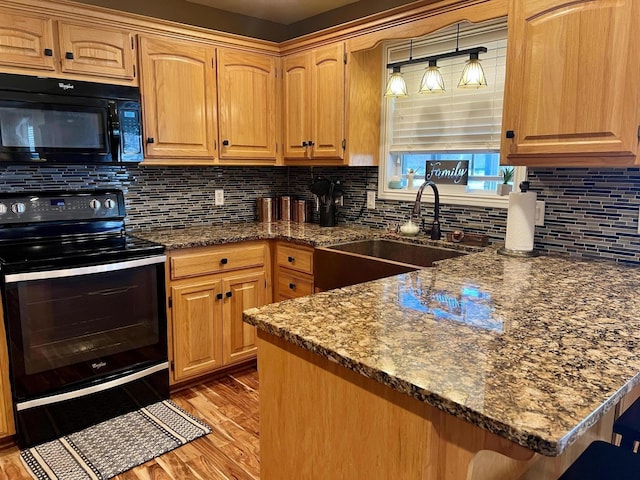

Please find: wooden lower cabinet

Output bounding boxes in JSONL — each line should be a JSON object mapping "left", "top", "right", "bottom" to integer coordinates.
{"left": 274, "top": 241, "right": 314, "bottom": 301}
{"left": 168, "top": 242, "right": 271, "bottom": 384}
{"left": 0, "top": 297, "right": 14, "bottom": 439}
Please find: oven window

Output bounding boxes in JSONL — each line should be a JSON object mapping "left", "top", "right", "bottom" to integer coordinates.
{"left": 12, "top": 265, "right": 160, "bottom": 375}
{"left": 0, "top": 105, "right": 106, "bottom": 151}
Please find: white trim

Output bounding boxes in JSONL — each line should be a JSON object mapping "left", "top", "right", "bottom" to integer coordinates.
{"left": 16, "top": 362, "right": 169, "bottom": 411}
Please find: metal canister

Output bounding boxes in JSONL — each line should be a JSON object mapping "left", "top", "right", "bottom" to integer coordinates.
{"left": 279, "top": 196, "right": 292, "bottom": 221}
{"left": 292, "top": 199, "right": 312, "bottom": 223}
{"left": 256, "top": 197, "right": 276, "bottom": 222}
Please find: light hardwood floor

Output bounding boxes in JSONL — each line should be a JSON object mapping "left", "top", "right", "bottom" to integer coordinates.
{"left": 0, "top": 367, "right": 260, "bottom": 480}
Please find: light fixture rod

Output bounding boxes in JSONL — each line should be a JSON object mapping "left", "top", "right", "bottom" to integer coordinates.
{"left": 386, "top": 46, "right": 487, "bottom": 70}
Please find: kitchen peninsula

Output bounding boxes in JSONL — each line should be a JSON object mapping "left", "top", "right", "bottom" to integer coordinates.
{"left": 244, "top": 250, "right": 640, "bottom": 479}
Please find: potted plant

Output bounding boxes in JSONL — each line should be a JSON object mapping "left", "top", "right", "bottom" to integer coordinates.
{"left": 497, "top": 167, "right": 514, "bottom": 196}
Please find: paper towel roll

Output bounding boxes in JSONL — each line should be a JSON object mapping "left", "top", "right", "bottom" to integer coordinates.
{"left": 505, "top": 191, "right": 537, "bottom": 252}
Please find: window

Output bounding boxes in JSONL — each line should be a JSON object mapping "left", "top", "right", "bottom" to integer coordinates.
{"left": 380, "top": 19, "right": 525, "bottom": 208}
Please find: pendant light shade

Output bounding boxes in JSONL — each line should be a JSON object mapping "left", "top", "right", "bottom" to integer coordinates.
{"left": 384, "top": 66, "right": 408, "bottom": 98}
{"left": 419, "top": 60, "right": 445, "bottom": 94}
{"left": 457, "top": 52, "right": 487, "bottom": 89}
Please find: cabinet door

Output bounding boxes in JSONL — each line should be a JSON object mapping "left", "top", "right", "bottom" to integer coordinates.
{"left": 310, "top": 43, "right": 345, "bottom": 159}
{"left": 501, "top": 0, "right": 640, "bottom": 165}
{"left": 58, "top": 22, "right": 136, "bottom": 81}
{"left": 171, "top": 281, "right": 224, "bottom": 382}
{"left": 0, "top": 9, "right": 55, "bottom": 71}
{"left": 217, "top": 48, "right": 278, "bottom": 161}
{"left": 0, "top": 299, "right": 15, "bottom": 438}
{"left": 139, "top": 36, "right": 217, "bottom": 160}
{"left": 283, "top": 52, "right": 311, "bottom": 159}
{"left": 222, "top": 270, "right": 267, "bottom": 365}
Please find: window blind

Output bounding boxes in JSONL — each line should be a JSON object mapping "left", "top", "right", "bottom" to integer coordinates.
{"left": 388, "top": 22, "right": 507, "bottom": 153}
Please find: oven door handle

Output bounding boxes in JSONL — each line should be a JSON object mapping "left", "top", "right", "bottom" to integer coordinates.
{"left": 4, "top": 255, "right": 166, "bottom": 283}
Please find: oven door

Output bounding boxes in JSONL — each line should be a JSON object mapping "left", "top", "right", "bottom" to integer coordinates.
{"left": 2, "top": 255, "right": 167, "bottom": 403}
{"left": 0, "top": 91, "right": 113, "bottom": 163}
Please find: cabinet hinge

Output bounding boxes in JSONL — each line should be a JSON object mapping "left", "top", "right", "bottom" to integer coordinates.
{"left": 637, "top": 125, "right": 640, "bottom": 140}
{"left": 170, "top": 360, "right": 174, "bottom": 372}
{"left": 276, "top": 143, "right": 278, "bottom": 153}
{"left": 275, "top": 68, "right": 278, "bottom": 78}
{"left": 342, "top": 139, "right": 346, "bottom": 149}
{"left": 131, "top": 37, "right": 134, "bottom": 50}
{"left": 343, "top": 52, "right": 347, "bottom": 64}
{"left": 133, "top": 64, "right": 136, "bottom": 78}
{"left": 264, "top": 279, "right": 267, "bottom": 288}
{"left": 168, "top": 297, "right": 172, "bottom": 308}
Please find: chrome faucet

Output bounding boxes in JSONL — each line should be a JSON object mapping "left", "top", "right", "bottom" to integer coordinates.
{"left": 411, "top": 181, "right": 441, "bottom": 240}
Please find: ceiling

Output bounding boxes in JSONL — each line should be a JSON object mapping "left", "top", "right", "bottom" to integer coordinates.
{"left": 186, "top": 0, "right": 360, "bottom": 25}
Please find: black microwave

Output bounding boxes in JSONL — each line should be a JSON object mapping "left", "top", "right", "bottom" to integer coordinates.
{"left": 0, "top": 73, "right": 143, "bottom": 164}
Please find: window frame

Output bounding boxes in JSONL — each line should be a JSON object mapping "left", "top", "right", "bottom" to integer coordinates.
{"left": 377, "top": 20, "right": 525, "bottom": 209}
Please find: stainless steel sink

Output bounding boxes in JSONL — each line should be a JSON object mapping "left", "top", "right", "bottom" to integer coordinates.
{"left": 314, "top": 239, "right": 466, "bottom": 291}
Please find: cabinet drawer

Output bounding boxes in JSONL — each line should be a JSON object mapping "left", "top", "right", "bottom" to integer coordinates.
{"left": 276, "top": 243, "right": 313, "bottom": 274}
{"left": 171, "top": 244, "right": 266, "bottom": 280}
{"left": 277, "top": 268, "right": 313, "bottom": 300}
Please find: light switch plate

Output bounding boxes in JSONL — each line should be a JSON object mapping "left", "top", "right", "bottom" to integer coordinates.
{"left": 535, "top": 200, "right": 545, "bottom": 226}
{"left": 214, "top": 189, "right": 224, "bottom": 206}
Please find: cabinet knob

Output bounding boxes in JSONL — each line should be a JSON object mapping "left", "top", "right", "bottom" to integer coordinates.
{"left": 308, "top": 140, "right": 314, "bottom": 147}
{"left": 302, "top": 141, "right": 308, "bottom": 147}
{"left": 222, "top": 140, "right": 230, "bottom": 146}
{"left": 216, "top": 293, "right": 223, "bottom": 300}
{"left": 44, "top": 48, "right": 53, "bottom": 57}
{"left": 505, "top": 130, "right": 515, "bottom": 139}
{"left": 287, "top": 256, "right": 294, "bottom": 263}
{"left": 147, "top": 137, "right": 155, "bottom": 144}
{"left": 220, "top": 258, "right": 228, "bottom": 265}
{"left": 289, "top": 283, "right": 296, "bottom": 290}
{"left": 226, "top": 291, "right": 233, "bottom": 298}
{"left": 65, "top": 52, "right": 74, "bottom": 60}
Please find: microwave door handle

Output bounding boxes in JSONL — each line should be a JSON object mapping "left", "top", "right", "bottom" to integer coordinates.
{"left": 108, "top": 102, "right": 121, "bottom": 162}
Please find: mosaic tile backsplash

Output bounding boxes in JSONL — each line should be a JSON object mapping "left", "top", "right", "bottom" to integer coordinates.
{"left": 1, "top": 164, "right": 639, "bottom": 263}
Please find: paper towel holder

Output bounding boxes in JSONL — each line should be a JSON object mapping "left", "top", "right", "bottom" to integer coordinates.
{"left": 497, "top": 247, "right": 540, "bottom": 257}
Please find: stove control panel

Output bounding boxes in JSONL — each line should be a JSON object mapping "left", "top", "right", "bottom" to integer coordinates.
{"left": 0, "top": 191, "right": 125, "bottom": 225}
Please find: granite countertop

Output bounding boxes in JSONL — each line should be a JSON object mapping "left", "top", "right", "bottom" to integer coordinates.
{"left": 133, "top": 221, "right": 483, "bottom": 252}
{"left": 133, "top": 222, "right": 380, "bottom": 249}
{"left": 243, "top": 248, "right": 640, "bottom": 456}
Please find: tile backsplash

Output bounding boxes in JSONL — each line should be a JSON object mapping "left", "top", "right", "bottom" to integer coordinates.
{"left": 1, "top": 164, "right": 639, "bottom": 263}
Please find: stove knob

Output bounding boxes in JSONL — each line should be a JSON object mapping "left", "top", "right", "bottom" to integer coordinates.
{"left": 89, "top": 199, "right": 101, "bottom": 211}
{"left": 11, "top": 202, "right": 25, "bottom": 214}
{"left": 104, "top": 198, "right": 116, "bottom": 210}
{"left": 0, "top": 203, "right": 6, "bottom": 215}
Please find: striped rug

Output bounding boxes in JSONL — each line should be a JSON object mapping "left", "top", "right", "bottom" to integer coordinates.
{"left": 20, "top": 400, "right": 211, "bottom": 480}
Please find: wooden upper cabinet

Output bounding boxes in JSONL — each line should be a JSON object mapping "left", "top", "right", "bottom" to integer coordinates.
{"left": 501, "top": 0, "right": 640, "bottom": 166}
{"left": 139, "top": 35, "right": 217, "bottom": 161}
{"left": 217, "top": 48, "right": 278, "bottom": 162}
{"left": 283, "top": 52, "right": 311, "bottom": 159}
{"left": 0, "top": 9, "right": 55, "bottom": 71}
{"left": 310, "top": 43, "right": 345, "bottom": 160}
{"left": 58, "top": 22, "right": 135, "bottom": 80}
{"left": 283, "top": 43, "right": 346, "bottom": 162}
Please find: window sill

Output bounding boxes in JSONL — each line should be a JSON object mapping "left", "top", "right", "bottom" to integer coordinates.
{"left": 378, "top": 188, "right": 510, "bottom": 209}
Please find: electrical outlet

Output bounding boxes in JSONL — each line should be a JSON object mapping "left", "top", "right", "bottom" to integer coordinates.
{"left": 535, "top": 200, "right": 545, "bottom": 226}
{"left": 366, "top": 191, "right": 376, "bottom": 209}
{"left": 214, "top": 189, "right": 224, "bottom": 206}
{"left": 335, "top": 195, "right": 344, "bottom": 207}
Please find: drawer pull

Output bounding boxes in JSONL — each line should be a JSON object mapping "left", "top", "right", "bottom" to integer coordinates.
{"left": 226, "top": 291, "right": 233, "bottom": 298}
{"left": 44, "top": 48, "right": 53, "bottom": 57}
{"left": 220, "top": 258, "right": 228, "bottom": 265}
{"left": 287, "top": 256, "right": 294, "bottom": 263}
{"left": 289, "top": 283, "right": 296, "bottom": 289}
{"left": 65, "top": 51, "right": 74, "bottom": 60}
{"left": 216, "top": 293, "right": 223, "bottom": 300}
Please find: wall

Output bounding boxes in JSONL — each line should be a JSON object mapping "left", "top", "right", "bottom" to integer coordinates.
{"left": 1, "top": 165, "right": 639, "bottom": 264}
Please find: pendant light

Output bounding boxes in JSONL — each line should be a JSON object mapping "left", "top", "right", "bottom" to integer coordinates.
{"left": 386, "top": 24, "right": 488, "bottom": 96}
{"left": 384, "top": 66, "right": 408, "bottom": 97}
{"left": 457, "top": 51, "right": 488, "bottom": 88}
{"left": 419, "top": 60, "right": 445, "bottom": 94}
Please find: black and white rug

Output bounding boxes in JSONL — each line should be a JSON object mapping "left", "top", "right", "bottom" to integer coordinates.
{"left": 20, "top": 400, "right": 211, "bottom": 480}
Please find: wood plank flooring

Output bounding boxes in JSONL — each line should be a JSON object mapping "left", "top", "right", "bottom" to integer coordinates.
{"left": 0, "top": 367, "right": 260, "bottom": 480}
